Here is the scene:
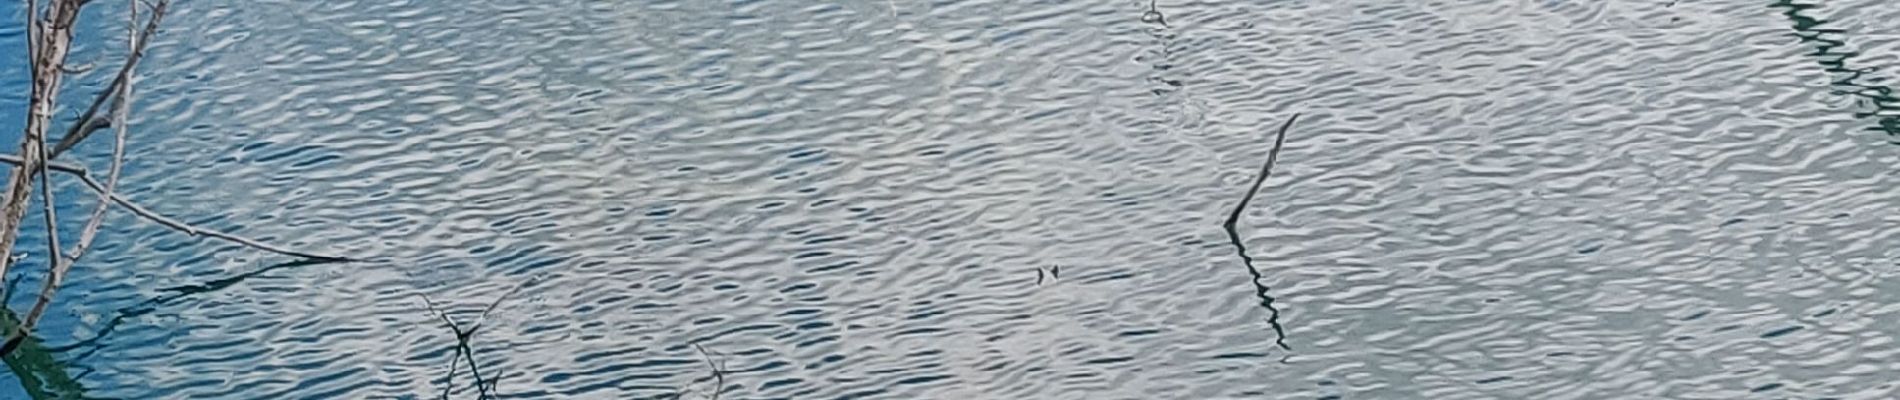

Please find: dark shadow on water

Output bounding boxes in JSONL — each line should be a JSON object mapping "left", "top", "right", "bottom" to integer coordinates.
{"left": 29, "top": 258, "right": 344, "bottom": 393}
{"left": 1221, "top": 114, "right": 1299, "bottom": 351}
{"left": 48, "top": 258, "right": 344, "bottom": 360}
{"left": 0, "top": 258, "right": 339, "bottom": 399}
{"left": 1770, "top": 0, "right": 1900, "bottom": 137}
{"left": 158, "top": 258, "right": 342, "bottom": 298}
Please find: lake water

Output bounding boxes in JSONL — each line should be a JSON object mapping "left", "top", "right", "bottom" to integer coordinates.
{"left": 3, "top": 0, "right": 1900, "bottom": 398}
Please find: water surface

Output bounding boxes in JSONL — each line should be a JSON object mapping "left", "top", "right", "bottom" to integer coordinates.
{"left": 4, "top": 0, "right": 1900, "bottom": 398}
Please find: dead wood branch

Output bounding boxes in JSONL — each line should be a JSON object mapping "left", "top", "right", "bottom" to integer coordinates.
{"left": 67, "top": 0, "right": 151, "bottom": 280}
{"left": 0, "top": 155, "right": 352, "bottom": 261}
{"left": 0, "top": 0, "right": 91, "bottom": 357}
{"left": 0, "top": 0, "right": 86, "bottom": 300}
{"left": 23, "top": 134, "right": 62, "bottom": 328}
{"left": 20, "top": 0, "right": 167, "bottom": 340}
{"left": 50, "top": 0, "right": 166, "bottom": 159}
{"left": 2, "top": 0, "right": 352, "bottom": 360}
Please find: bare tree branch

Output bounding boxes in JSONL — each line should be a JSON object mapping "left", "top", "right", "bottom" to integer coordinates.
{"left": 1, "top": 0, "right": 352, "bottom": 360}
{"left": 66, "top": 0, "right": 161, "bottom": 274}
{"left": 421, "top": 293, "right": 472, "bottom": 400}
{"left": 22, "top": 111, "right": 64, "bottom": 329}
{"left": 19, "top": 0, "right": 167, "bottom": 339}
{"left": 0, "top": 155, "right": 353, "bottom": 261}
{"left": 0, "top": 0, "right": 85, "bottom": 307}
{"left": 0, "top": 0, "right": 90, "bottom": 357}
{"left": 482, "top": 366, "right": 506, "bottom": 397}
{"left": 50, "top": 0, "right": 168, "bottom": 160}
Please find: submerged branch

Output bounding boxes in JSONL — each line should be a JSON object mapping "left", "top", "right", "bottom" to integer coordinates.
{"left": 1221, "top": 113, "right": 1299, "bottom": 351}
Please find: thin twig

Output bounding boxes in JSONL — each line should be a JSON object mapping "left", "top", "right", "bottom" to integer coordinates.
{"left": 50, "top": 0, "right": 168, "bottom": 160}
{"left": 0, "top": 155, "right": 353, "bottom": 261}
{"left": 1222, "top": 114, "right": 1298, "bottom": 235}
{"left": 1144, "top": 0, "right": 1168, "bottom": 26}
{"left": 22, "top": 108, "right": 64, "bottom": 329}
{"left": 44, "top": 258, "right": 340, "bottom": 358}
{"left": 66, "top": 0, "right": 155, "bottom": 268}
{"left": 470, "top": 278, "right": 531, "bottom": 334}
{"left": 418, "top": 293, "right": 462, "bottom": 332}
{"left": 1220, "top": 113, "right": 1299, "bottom": 351}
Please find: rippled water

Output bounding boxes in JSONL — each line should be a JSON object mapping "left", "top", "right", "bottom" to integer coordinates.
{"left": 3, "top": 0, "right": 1900, "bottom": 398}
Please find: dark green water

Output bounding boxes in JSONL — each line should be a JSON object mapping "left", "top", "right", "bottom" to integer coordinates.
{"left": 2, "top": 0, "right": 1900, "bottom": 398}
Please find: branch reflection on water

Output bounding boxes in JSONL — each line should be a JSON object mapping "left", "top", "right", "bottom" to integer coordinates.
{"left": 1771, "top": 0, "right": 1900, "bottom": 137}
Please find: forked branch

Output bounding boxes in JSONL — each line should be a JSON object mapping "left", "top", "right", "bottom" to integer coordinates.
{"left": 422, "top": 278, "right": 534, "bottom": 399}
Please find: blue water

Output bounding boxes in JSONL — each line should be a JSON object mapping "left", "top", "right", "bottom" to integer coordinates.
{"left": 2, "top": 0, "right": 1900, "bottom": 399}
{"left": 2, "top": 1, "right": 26, "bottom": 139}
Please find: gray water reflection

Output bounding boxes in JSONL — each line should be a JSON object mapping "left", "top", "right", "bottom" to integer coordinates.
{"left": 3, "top": 0, "right": 1900, "bottom": 398}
